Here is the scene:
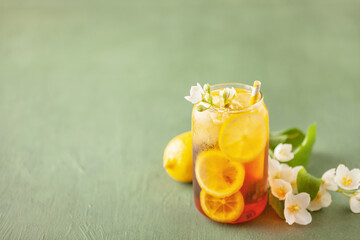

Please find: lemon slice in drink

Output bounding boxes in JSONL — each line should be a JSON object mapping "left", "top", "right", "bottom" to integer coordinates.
{"left": 200, "top": 190, "right": 244, "bottom": 223}
{"left": 195, "top": 150, "right": 245, "bottom": 197}
{"left": 219, "top": 114, "right": 266, "bottom": 163}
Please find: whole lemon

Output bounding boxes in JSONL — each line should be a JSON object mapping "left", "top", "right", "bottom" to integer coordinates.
{"left": 163, "top": 131, "right": 193, "bottom": 183}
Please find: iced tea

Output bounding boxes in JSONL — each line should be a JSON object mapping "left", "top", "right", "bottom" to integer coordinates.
{"left": 192, "top": 83, "right": 269, "bottom": 223}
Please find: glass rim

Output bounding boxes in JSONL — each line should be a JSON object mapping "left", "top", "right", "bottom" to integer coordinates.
{"left": 209, "top": 82, "right": 264, "bottom": 113}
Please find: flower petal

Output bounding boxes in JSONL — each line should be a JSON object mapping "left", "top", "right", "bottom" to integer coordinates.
{"left": 307, "top": 199, "right": 322, "bottom": 211}
{"left": 282, "top": 144, "right": 292, "bottom": 152}
{"left": 294, "top": 192, "right": 311, "bottom": 209}
{"left": 322, "top": 168, "right": 338, "bottom": 191}
{"left": 294, "top": 209, "right": 312, "bottom": 225}
{"left": 284, "top": 191, "right": 295, "bottom": 205}
{"left": 274, "top": 143, "right": 294, "bottom": 162}
{"left": 321, "top": 190, "right": 332, "bottom": 208}
{"left": 229, "top": 87, "right": 237, "bottom": 99}
{"left": 268, "top": 158, "right": 295, "bottom": 184}
{"left": 184, "top": 96, "right": 195, "bottom": 104}
{"left": 307, "top": 187, "right": 332, "bottom": 212}
{"left": 349, "top": 193, "right": 360, "bottom": 213}
{"left": 280, "top": 164, "right": 295, "bottom": 183}
{"left": 284, "top": 209, "right": 296, "bottom": 225}
{"left": 268, "top": 158, "right": 281, "bottom": 180}
{"left": 270, "top": 179, "right": 292, "bottom": 200}
{"left": 322, "top": 168, "right": 335, "bottom": 179}
{"left": 335, "top": 164, "right": 359, "bottom": 190}
{"left": 269, "top": 157, "right": 280, "bottom": 171}
{"left": 196, "top": 83, "right": 205, "bottom": 94}
{"left": 335, "top": 164, "right": 349, "bottom": 178}
{"left": 192, "top": 94, "right": 203, "bottom": 103}
{"left": 350, "top": 168, "right": 360, "bottom": 189}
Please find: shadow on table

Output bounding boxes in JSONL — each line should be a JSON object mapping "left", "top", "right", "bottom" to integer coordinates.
{"left": 208, "top": 203, "right": 313, "bottom": 235}
{"left": 226, "top": 205, "right": 290, "bottom": 229}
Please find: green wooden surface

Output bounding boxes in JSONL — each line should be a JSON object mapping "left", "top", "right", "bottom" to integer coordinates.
{"left": 1, "top": 0, "right": 359, "bottom": 239}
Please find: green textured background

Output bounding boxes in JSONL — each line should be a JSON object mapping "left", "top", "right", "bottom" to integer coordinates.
{"left": 1, "top": 0, "right": 359, "bottom": 239}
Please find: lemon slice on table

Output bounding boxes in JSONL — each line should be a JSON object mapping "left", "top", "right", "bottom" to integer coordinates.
{"left": 195, "top": 150, "right": 245, "bottom": 197}
{"left": 219, "top": 114, "right": 266, "bottom": 163}
{"left": 200, "top": 190, "right": 244, "bottom": 223}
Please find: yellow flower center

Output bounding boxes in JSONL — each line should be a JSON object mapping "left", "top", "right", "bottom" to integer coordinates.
{"left": 279, "top": 150, "right": 286, "bottom": 156}
{"left": 275, "top": 187, "right": 287, "bottom": 199}
{"left": 314, "top": 192, "right": 322, "bottom": 201}
{"left": 274, "top": 173, "right": 282, "bottom": 179}
{"left": 288, "top": 204, "right": 300, "bottom": 213}
{"left": 342, "top": 175, "right": 353, "bottom": 186}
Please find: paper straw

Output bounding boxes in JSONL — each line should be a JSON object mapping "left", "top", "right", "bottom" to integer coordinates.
{"left": 249, "top": 80, "right": 261, "bottom": 105}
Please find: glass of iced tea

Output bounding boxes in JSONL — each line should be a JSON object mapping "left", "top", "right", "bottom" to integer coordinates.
{"left": 192, "top": 83, "right": 269, "bottom": 223}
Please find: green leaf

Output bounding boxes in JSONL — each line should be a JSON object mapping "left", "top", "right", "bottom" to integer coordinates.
{"left": 269, "top": 192, "right": 285, "bottom": 219}
{"left": 296, "top": 168, "right": 322, "bottom": 200}
{"left": 286, "top": 124, "right": 317, "bottom": 167}
{"left": 269, "top": 128, "right": 305, "bottom": 150}
{"left": 269, "top": 133, "right": 287, "bottom": 150}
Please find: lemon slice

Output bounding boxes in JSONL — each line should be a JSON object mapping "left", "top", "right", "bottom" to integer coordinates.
{"left": 195, "top": 150, "right": 245, "bottom": 197}
{"left": 219, "top": 114, "right": 266, "bottom": 163}
{"left": 200, "top": 190, "right": 244, "bottom": 223}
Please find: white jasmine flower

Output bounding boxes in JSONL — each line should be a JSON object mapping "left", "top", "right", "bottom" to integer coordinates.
{"left": 334, "top": 164, "right": 360, "bottom": 190}
{"left": 219, "top": 87, "right": 236, "bottom": 100}
{"left": 322, "top": 168, "right": 338, "bottom": 191}
{"left": 268, "top": 157, "right": 293, "bottom": 183}
{"left": 185, "top": 83, "right": 204, "bottom": 104}
{"left": 219, "top": 87, "right": 237, "bottom": 107}
{"left": 274, "top": 143, "right": 294, "bottom": 162}
{"left": 349, "top": 192, "right": 360, "bottom": 213}
{"left": 307, "top": 187, "right": 332, "bottom": 212}
{"left": 268, "top": 158, "right": 303, "bottom": 194}
{"left": 284, "top": 192, "right": 312, "bottom": 225}
{"left": 270, "top": 179, "right": 292, "bottom": 200}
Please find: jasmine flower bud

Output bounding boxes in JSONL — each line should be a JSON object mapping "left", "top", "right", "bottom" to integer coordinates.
{"left": 203, "top": 84, "right": 211, "bottom": 94}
